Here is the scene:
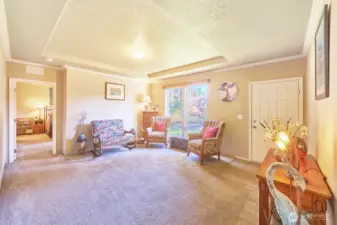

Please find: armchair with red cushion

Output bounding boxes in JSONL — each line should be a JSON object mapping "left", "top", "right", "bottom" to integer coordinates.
{"left": 187, "top": 120, "right": 225, "bottom": 165}
{"left": 141, "top": 116, "right": 171, "bottom": 148}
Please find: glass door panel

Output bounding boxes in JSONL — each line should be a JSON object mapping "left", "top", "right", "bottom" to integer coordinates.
{"left": 185, "top": 84, "right": 208, "bottom": 134}
{"left": 165, "top": 88, "right": 184, "bottom": 137}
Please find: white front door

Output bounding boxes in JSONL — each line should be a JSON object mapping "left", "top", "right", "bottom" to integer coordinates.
{"left": 251, "top": 78, "right": 302, "bottom": 162}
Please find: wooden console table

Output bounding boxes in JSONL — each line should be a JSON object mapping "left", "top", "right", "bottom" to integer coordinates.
{"left": 256, "top": 149, "right": 332, "bottom": 225}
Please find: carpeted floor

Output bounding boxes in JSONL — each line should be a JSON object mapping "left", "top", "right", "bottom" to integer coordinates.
{"left": 0, "top": 147, "right": 259, "bottom": 225}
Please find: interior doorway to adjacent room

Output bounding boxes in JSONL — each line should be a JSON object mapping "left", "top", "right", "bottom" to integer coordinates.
{"left": 9, "top": 78, "right": 57, "bottom": 162}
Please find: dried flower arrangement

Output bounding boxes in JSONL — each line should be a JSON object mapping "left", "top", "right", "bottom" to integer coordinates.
{"left": 260, "top": 117, "right": 308, "bottom": 145}
{"left": 260, "top": 117, "right": 308, "bottom": 165}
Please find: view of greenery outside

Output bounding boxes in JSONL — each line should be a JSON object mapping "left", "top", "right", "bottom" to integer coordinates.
{"left": 166, "top": 85, "right": 208, "bottom": 137}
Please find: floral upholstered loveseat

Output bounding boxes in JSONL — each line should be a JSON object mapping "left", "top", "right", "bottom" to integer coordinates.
{"left": 91, "top": 119, "right": 136, "bottom": 156}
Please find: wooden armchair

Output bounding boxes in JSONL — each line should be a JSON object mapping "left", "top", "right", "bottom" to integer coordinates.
{"left": 187, "top": 120, "right": 225, "bottom": 165}
{"left": 142, "top": 116, "right": 171, "bottom": 148}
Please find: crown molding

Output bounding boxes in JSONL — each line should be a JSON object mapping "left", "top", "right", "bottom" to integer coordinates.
{"left": 65, "top": 65, "right": 149, "bottom": 83}
{"left": 302, "top": 0, "right": 324, "bottom": 55}
{"left": 0, "top": 0, "right": 11, "bottom": 60}
{"left": 215, "top": 54, "right": 305, "bottom": 73}
{"left": 9, "top": 58, "right": 65, "bottom": 70}
{"left": 151, "top": 54, "right": 305, "bottom": 80}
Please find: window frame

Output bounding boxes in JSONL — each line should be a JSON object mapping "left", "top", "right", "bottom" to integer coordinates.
{"left": 165, "top": 83, "right": 208, "bottom": 137}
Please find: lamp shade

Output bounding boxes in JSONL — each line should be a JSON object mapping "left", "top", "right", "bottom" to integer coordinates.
{"left": 144, "top": 96, "right": 152, "bottom": 104}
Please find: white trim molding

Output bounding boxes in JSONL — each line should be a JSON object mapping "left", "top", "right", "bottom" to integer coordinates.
{"left": 151, "top": 54, "right": 305, "bottom": 80}
{"left": 0, "top": 0, "right": 11, "bottom": 60}
{"left": 46, "top": 53, "right": 138, "bottom": 76}
{"left": 302, "top": 0, "right": 325, "bottom": 55}
{"left": 216, "top": 55, "right": 305, "bottom": 73}
{"left": 42, "top": 0, "right": 70, "bottom": 55}
{"left": 65, "top": 65, "right": 149, "bottom": 83}
{"left": 9, "top": 58, "right": 65, "bottom": 70}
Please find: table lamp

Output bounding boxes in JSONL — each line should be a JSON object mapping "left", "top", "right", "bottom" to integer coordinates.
{"left": 144, "top": 96, "right": 151, "bottom": 111}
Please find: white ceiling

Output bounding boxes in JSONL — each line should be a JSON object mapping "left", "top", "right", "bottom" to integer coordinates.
{"left": 5, "top": 0, "right": 313, "bottom": 77}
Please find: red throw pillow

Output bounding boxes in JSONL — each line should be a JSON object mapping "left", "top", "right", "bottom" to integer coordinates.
{"left": 202, "top": 127, "right": 218, "bottom": 139}
{"left": 154, "top": 121, "right": 166, "bottom": 132}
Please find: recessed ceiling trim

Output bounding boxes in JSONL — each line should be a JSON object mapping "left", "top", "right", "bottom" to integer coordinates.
{"left": 44, "top": 53, "right": 140, "bottom": 76}
{"left": 65, "top": 65, "right": 149, "bottom": 83}
{"left": 0, "top": 0, "right": 11, "bottom": 60}
{"left": 302, "top": 0, "right": 324, "bottom": 55}
{"left": 41, "top": 0, "right": 71, "bottom": 55}
{"left": 9, "top": 58, "right": 65, "bottom": 70}
{"left": 150, "top": 54, "right": 305, "bottom": 80}
{"left": 148, "top": 56, "right": 226, "bottom": 78}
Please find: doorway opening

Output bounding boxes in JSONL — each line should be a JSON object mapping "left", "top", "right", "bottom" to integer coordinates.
{"left": 9, "top": 78, "right": 57, "bottom": 162}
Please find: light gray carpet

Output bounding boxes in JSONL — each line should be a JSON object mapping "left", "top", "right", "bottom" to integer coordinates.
{"left": 0, "top": 148, "right": 259, "bottom": 225}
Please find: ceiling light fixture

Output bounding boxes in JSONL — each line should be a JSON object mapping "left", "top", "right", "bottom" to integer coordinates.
{"left": 46, "top": 58, "right": 53, "bottom": 62}
{"left": 133, "top": 51, "right": 144, "bottom": 59}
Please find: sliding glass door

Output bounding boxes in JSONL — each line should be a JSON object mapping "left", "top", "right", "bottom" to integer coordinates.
{"left": 185, "top": 84, "right": 208, "bottom": 133}
{"left": 165, "top": 83, "right": 208, "bottom": 137}
{"left": 165, "top": 87, "right": 184, "bottom": 136}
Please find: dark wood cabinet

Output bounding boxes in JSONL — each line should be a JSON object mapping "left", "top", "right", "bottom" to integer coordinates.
{"left": 33, "top": 123, "right": 44, "bottom": 134}
{"left": 16, "top": 118, "right": 34, "bottom": 135}
{"left": 256, "top": 149, "right": 332, "bottom": 225}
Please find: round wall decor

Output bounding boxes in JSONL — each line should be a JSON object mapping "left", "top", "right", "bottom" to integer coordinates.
{"left": 218, "top": 82, "right": 239, "bottom": 102}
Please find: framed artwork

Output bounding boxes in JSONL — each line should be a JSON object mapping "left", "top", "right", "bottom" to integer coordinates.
{"left": 105, "top": 83, "right": 125, "bottom": 100}
{"left": 315, "top": 4, "right": 329, "bottom": 100}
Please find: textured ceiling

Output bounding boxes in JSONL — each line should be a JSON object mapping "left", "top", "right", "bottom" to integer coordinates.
{"left": 5, "top": 0, "right": 312, "bottom": 77}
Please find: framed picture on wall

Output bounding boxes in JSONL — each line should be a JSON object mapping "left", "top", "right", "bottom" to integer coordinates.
{"left": 315, "top": 4, "right": 329, "bottom": 100}
{"left": 105, "top": 83, "right": 125, "bottom": 100}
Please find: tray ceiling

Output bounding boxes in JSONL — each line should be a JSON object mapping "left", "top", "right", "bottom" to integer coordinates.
{"left": 5, "top": 0, "right": 312, "bottom": 77}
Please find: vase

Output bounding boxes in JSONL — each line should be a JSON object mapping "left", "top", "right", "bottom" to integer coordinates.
{"left": 79, "top": 141, "right": 85, "bottom": 149}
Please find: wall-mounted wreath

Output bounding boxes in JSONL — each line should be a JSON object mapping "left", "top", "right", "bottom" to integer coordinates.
{"left": 218, "top": 81, "right": 239, "bottom": 102}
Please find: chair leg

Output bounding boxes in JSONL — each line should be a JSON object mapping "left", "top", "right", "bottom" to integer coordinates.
{"left": 200, "top": 154, "right": 204, "bottom": 165}
{"left": 146, "top": 141, "right": 149, "bottom": 148}
{"left": 187, "top": 151, "right": 190, "bottom": 156}
{"left": 218, "top": 152, "right": 220, "bottom": 160}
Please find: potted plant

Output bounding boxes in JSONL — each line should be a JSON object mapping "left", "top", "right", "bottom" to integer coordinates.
{"left": 76, "top": 112, "right": 88, "bottom": 153}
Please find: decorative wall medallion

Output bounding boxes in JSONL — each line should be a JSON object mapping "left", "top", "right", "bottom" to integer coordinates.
{"left": 218, "top": 82, "right": 239, "bottom": 102}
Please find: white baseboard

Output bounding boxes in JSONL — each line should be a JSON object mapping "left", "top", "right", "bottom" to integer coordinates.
{"left": 234, "top": 156, "right": 251, "bottom": 161}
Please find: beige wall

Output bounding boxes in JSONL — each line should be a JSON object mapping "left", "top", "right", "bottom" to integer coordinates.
{"left": 16, "top": 82, "right": 50, "bottom": 118}
{"left": 56, "top": 70, "right": 67, "bottom": 154}
{"left": 0, "top": 36, "right": 7, "bottom": 187}
{"left": 65, "top": 69, "right": 147, "bottom": 154}
{"left": 7, "top": 62, "right": 57, "bottom": 82}
{"left": 150, "top": 58, "right": 306, "bottom": 158}
{"left": 305, "top": 1, "right": 337, "bottom": 222}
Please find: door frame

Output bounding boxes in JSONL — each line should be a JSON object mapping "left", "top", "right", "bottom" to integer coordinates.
{"left": 9, "top": 78, "right": 57, "bottom": 163}
{"left": 248, "top": 77, "right": 303, "bottom": 161}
